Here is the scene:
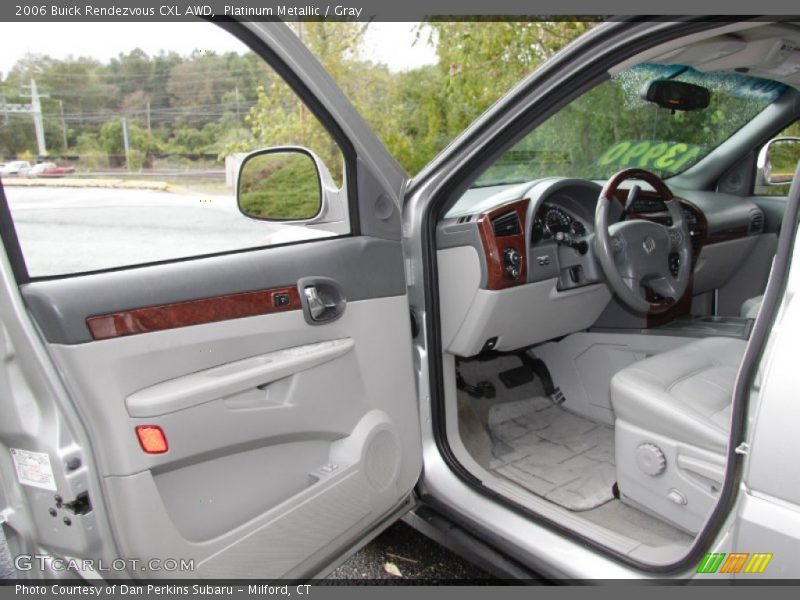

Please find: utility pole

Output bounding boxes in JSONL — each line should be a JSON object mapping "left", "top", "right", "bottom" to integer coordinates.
{"left": 22, "top": 78, "right": 47, "bottom": 158}
{"left": 120, "top": 116, "right": 130, "bottom": 172}
{"left": 145, "top": 100, "right": 151, "bottom": 136}
{"left": 58, "top": 100, "right": 68, "bottom": 150}
{"left": 234, "top": 86, "right": 240, "bottom": 121}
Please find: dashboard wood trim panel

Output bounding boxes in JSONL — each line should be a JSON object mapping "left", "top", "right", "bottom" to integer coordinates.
{"left": 86, "top": 285, "right": 301, "bottom": 340}
{"left": 476, "top": 198, "right": 529, "bottom": 290}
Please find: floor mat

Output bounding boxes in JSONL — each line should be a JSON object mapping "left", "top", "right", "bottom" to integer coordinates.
{"left": 487, "top": 397, "right": 616, "bottom": 511}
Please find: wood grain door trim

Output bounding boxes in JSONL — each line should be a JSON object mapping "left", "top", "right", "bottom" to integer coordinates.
{"left": 86, "top": 285, "right": 301, "bottom": 340}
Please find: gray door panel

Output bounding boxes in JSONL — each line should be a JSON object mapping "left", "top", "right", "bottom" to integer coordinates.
{"left": 7, "top": 243, "right": 421, "bottom": 580}
{"left": 1, "top": 19, "right": 422, "bottom": 578}
{"left": 21, "top": 236, "right": 405, "bottom": 345}
{"left": 43, "top": 292, "right": 420, "bottom": 578}
{"left": 9, "top": 234, "right": 421, "bottom": 578}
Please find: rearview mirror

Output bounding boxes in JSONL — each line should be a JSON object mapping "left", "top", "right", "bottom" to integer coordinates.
{"left": 641, "top": 80, "right": 711, "bottom": 112}
{"left": 757, "top": 137, "right": 800, "bottom": 186}
{"left": 237, "top": 147, "right": 323, "bottom": 221}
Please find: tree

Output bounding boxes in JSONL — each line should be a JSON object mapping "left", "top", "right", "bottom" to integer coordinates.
{"left": 242, "top": 23, "right": 374, "bottom": 182}
{"left": 425, "top": 21, "right": 595, "bottom": 137}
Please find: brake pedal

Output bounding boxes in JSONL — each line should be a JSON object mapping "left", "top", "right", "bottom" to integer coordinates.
{"left": 498, "top": 365, "right": 534, "bottom": 389}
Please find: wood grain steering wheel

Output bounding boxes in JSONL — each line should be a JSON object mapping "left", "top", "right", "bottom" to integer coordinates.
{"left": 593, "top": 168, "right": 692, "bottom": 315}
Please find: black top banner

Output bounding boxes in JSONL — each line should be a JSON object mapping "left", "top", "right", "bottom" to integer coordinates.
{"left": 2, "top": 0, "right": 800, "bottom": 21}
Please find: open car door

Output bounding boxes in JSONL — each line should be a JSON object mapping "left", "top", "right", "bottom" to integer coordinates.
{"left": 0, "top": 21, "right": 421, "bottom": 580}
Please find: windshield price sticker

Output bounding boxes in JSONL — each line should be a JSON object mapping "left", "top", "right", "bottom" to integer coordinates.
{"left": 730, "top": 79, "right": 787, "bottom": 103}
{"left": 10, "top": 448, "right": 57, "bottom": 491}
{"left": 597, "top": 140, "right": 704, "bottom": 174}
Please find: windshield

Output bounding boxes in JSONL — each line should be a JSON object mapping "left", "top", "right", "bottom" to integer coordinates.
{"left": 473, "top": 64, "right": 787, "bottom": 187}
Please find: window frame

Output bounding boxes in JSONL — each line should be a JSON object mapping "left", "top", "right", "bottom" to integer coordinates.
{"left": 0, "top": 20, "right": 360, "bottom": 285}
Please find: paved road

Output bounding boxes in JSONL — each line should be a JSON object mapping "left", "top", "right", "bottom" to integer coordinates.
{"left": 4, "top": 186, "right": 331, "bottom": 278}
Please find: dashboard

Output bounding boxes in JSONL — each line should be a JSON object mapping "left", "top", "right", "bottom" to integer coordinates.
{"left": 435, "top": 177, "right": 767, "bottom": 356}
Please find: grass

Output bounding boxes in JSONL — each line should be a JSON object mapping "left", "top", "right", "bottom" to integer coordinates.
{"left": 239, "top": 153, "right": 321, "bottom": 220}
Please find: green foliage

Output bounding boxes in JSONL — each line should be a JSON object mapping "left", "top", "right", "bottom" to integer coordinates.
{"left": 425, "top": 21, "right": 594, "bottom": 138}
{"left": 0, "top": 46, "right": 269, "bottom": 162}
{"left": 477, "top": 65, "right": 782, "bottom": 184}
{"left": 0, "top": 20, "right": 792, "bottom": 191}
{"left": 240, "top": 23, "right": 377, "bottom": 184}
{"left": 76, "top": 132, "right": 108, "bottom": 169}
{"left": 239, "top": 152, "right": 321, "bottom": 219}
{"left": 0, "top": 22, "right": 593, "bottom": 174}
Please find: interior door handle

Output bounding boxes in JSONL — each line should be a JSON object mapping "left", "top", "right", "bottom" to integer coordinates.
{"left": 305, "top": 286, "right": 338, "bottom": 320}
{"left": 298, "top": 277, "right": 346, "bottom": 324}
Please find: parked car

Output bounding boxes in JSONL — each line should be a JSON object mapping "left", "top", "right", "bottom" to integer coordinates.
{"left": 1, "top": 18, "right": 800, "bottom": 582}
{"left": 0, "top": 160, "right": 31, "bottom": 176}
{"left": 26, "top": 162, "right": 76, "bottom": 178}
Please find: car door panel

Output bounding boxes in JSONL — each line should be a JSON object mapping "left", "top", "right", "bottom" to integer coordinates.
{"left": 1, "top": 21, "right": 423, "bottom": 580}
{"left": 21, "top": 237, "right": 404, "bottom": 344}
{"left": 11, "top": 233, "right": 420, "bottom": 578}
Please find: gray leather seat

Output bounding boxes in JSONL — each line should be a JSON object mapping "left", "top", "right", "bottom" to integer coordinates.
{"left": 611, "top": 336, "right": 746, "bottom": 453}
{"left": 610, "top": 336, "right": 746, "bottom": 533}
{"left": 740, "top": 295, "right": 763, "bottom": 319}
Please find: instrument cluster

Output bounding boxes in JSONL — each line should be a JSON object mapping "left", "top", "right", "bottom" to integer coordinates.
{"left": 531, "top": 204, "right": 587, "bottom": 244}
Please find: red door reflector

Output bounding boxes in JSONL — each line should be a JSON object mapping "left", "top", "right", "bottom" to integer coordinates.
{"left": 136, "top": 425, "right": 168, "bottom": 454}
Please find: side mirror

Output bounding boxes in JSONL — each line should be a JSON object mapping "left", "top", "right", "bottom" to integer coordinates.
{"left": 757, "top": 137, "right": 800, "bottom": 187}
{"left": 236, "top": 147, "right": 346, "bottom": 228}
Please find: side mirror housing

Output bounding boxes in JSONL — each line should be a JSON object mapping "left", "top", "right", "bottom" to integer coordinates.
{"left": 236, "top": 146, "right": 346, "bottom": 231}
{"left": 757, "top": 137, "right": 800, "bottom": 189}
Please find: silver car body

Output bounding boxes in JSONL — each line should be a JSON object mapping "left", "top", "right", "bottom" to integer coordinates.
{"left": 0, "top": 18, "right": 799, "bottom": 581}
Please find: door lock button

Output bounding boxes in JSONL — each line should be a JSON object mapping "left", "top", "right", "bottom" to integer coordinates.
{"left": 272, "top": 292, "right": 290, "bottom": 308}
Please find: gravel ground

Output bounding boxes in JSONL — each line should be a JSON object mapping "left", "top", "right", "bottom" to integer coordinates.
{"left": 326, "top": 521, "right": 495, "bottom": 582}
{"left": 0, "top": 528, "right": 15, "bottom": 580}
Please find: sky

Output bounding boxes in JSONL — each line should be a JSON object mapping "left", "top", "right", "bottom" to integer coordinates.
{"left": 0, "top": 21, "right": 438, "bottom": 79}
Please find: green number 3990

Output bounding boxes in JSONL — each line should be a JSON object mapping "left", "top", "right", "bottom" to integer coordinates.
{"left": 597, "top": 140, "right": 703, "bottom": 174}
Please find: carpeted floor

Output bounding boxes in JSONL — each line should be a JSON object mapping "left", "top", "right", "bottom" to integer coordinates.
{"left": 486, "top": 397, "right": 617, "bottom": 511}
{"left": 456, "top": 354, "right": 692, "bottom": 548}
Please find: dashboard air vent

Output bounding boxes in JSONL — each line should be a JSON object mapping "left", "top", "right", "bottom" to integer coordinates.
{"left": 492, "top": 211, "right": 521, "bottom": 237}
{"left": 750, "top": 209, "right": 764, "bottom": 234}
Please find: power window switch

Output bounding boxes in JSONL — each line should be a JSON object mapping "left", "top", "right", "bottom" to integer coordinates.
{"left": 272, "top": 292, "right": 290, "bottom": 308}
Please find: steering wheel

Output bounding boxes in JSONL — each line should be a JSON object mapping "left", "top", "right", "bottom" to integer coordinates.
{"left": 594, "top": 168, "right": 692, "bottom": 315}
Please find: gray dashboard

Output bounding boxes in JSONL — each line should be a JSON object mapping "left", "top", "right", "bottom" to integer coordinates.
{"left": 672, "top": 186, "right": 766, "bottom": 235}
{"left": 438, "top": 177, "right": 766, "bottom": 292}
